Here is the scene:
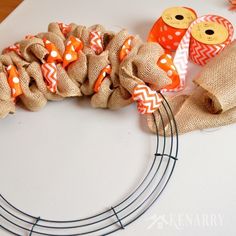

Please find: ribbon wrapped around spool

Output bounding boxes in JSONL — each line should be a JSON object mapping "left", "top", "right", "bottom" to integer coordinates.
{"left": 148, "top": 7, "right": 197, "bottom": 51}
{"left": 173, "top": 15, "right": 234, "bottom": 92}
{"left": 189, "top": 16, "right": 234, "bottom": 65}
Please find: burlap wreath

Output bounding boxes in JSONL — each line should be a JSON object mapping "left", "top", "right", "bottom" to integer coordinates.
{"left": 0, "top": 22, "right": 171, "bottom": 118}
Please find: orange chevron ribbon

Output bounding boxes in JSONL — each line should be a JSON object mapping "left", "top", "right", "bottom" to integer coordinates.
{"left": 132, "top": 84, "right": 163, "bottom": 114}
{"left": 119, "top": 36, "right": 134, "bottom": 62}
{"left": 41, "top": 62, "right": 57, "bottom": 93}
{"left": 89, "top": 31, "right": 103, "bottom": 55}
{"left": 94, "top": 64, "right": 112, "bottom": 93}
{"left": 189, "top": 16, "right": 234, "bottom": 66}
{"left": 6, "top": 65, "right": 22, "bottom": 98}
{"left": 58, "top": 22, "right": 72, "bottom": 37}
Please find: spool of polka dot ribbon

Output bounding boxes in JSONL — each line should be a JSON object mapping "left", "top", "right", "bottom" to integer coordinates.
{"left": 148, "top": 7, "right": 197, "bottom": 51}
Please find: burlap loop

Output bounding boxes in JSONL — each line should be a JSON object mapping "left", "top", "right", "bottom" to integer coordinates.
{"left": 127, "top": 43, "right": 171, "bottom": 91}
{"left": 19, "top": 66, "right": 47, "bottom": 111}
{"left": 69, "top": 25, "right": 85, "bottom": 39}
{"left": 56, "top": 64, "right": 82, "bottom": 97}
{"left": 37, "top": 32, "right": 65, "bottom": 55}
{"left": 147, "top": 41, "right": 236, "bottom": 135}
{"left": 0, "top": 100, "right": 15, "bottom": 119}
{"left": 106, "top": 29, "right": 131, "bottom": 86}
{"left": 19, "top": 37, "right": 48, "bottom": 62}
{"left": 91, "top": 77, "right": 113, "bottom": 108}
{"left": 67, "top": 51, "right": 87, "bottom": 85}
{"left": 0, "top": 72, "right": 11, "bottom": 101}
{"left": 108, "top": 86, "right": 133, "bottom": 110}
{"left": 0, "top": 51, "right": 29, "bottom": 70}
{"left": 48, "top": 22, "right": 66, "bottom": 40}
{"left": 7, "top": 51, "right": 29, "bottom": 68}
{"left": 0, "top": 54, "right": 13, "bottom": 66}
{"left": 81, "top": 50, "right": 110, "bottom": 96}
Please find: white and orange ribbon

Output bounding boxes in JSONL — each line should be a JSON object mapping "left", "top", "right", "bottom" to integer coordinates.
{"left": 41, "top": 62, "right": 57, "bottom": 93}
{"left": 6, "top": 65, "right": 22, "bottom": 99}
{"left": 148, "top": 7, "right": 197, "bottom": 51}
{"left": 63, "top": 35, "right": 83, "bottom": 68}
{"left": 58, "top": 22, "right": 72, "bottom": 37}
{"left": 43, "top": 38, "right": 63, "bottom": 64}
{"left": 133, "top": 84, "right": 163, "bottom": 114}
{"left": 89, "top": 31, "right": 103, "bottom": 55}
{"left": 173, "top": 15, "right": 234, "bottom": 92}
{"left": 157, "top": 53, "right": 180, "bottom": 92}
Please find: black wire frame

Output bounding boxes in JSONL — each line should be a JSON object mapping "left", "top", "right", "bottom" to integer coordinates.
{"left": 0, "top": 92, "right": 179, "bottom": 236}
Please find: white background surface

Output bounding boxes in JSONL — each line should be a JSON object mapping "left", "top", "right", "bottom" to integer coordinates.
{"left": 0, "top": 0, "right": 235, "bottom": 235}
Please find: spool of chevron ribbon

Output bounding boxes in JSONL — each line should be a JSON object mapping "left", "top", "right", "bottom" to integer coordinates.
{"left": 172, "top": 14, "right": 234, "bottom": 92}
{"left": 189, "top": 15, "right": 234, "bottom": 66}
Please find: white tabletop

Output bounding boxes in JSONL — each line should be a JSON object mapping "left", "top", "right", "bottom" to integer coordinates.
{"left": 0, "top": 0, "right": 235, "bottom": 235}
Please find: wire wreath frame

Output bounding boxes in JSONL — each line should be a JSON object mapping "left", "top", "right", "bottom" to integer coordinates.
{"left": 0, "top": 93, "right": 179, "bottom": 236}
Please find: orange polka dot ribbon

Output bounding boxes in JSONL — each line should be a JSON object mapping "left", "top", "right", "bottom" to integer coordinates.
{"left": 63, "top": 35, "right": 83, "bottom": 68}
{"left": 119, "top": 36, "right": 134, "bottom": 62}
{"left": 89, "top": 31, "right": 103, "bottom": 55}
{"left": 58, "top": 22, "right": 72, "bottom": 37}
{"left": 6, "top": 65, "right": 22, "bottom": 99}
{"left": 132, "top": 84, "right": 163, "bottom": 114}
{"left": 94, "top": 64, "right": 112, "bottom": 93}
{"left": 148, "top": 7, "right": 197, "bottom": 51}
{"left": 157, "top": 54, "right": 180, "bottom": 92}
{"left": 43, "top": 38, "right": 63, "bottom": 63}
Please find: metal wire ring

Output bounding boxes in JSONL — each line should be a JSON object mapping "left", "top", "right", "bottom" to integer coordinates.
{"left": 0, "top": 93, "right": 178, "bottom": 236}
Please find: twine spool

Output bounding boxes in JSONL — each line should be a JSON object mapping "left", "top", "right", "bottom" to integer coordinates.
{"left": 148, "top": 7, "right": 197, "bottom": 51}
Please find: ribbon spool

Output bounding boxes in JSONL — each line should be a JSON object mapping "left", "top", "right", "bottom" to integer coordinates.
{"left": 189, "top": 17, "right": 234, "bottom": 65}
{"left": 172, "top": 14, "right": 234, "bottom": 92}
{"left": 148, "top": 7, "right": 197, "bottom": 51}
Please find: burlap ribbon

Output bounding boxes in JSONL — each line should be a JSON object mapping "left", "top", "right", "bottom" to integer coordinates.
{"left": 0, "top": 23, "right": 171, "bottom": 119}
{"left": 147, "top": 40, "right": 236, "bottom": 135}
